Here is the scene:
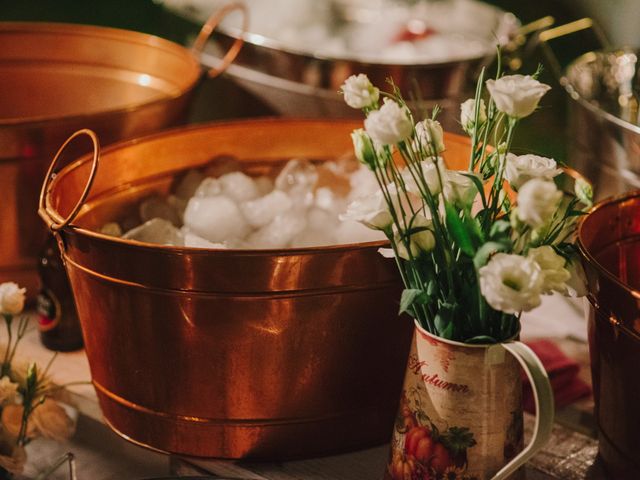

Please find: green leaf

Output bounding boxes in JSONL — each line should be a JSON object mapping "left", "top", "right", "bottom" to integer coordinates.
{"left": 399, "top": 289, "right": 422, "bottom": 315}
{"left": 445, "top": 202, "right": 475, "bottom": 256}
{"left": 473, "top": 241, "right": 510, "bottom": 269}
{"left": 435, "top": 302, "right": 456, "bottom": 339}
{"left": 463, "top": 213, "right": 485, "bottom": 246}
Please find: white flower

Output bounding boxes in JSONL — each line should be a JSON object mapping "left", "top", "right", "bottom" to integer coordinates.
{"left": 444, "top": 170, "right": 479, "bottom": 208}
{"left": 528, "top": 246, "right": 571, "bottom": 294}
{"left": 395, "top": 215, "right": 436, "bottom": 259}
{"left": 0, "top": 377, "right": 18, "bottom": 405}
{"left": 479, "top": 253, "right": 544, "bottom": 314}
{"left": 414, "top": 119, "right": 445, "bottom": 153}
{"left": 460, "top": 98, "right": 487, "bottom": 134}
{"left": 351, "top": 128, "right": 377, "bottom": 169}
{"left": 486, "top": 75, "right": 551, "bottom": 118}
{"left": 31, "top": 399, "right": 76, "bottom": 442}
{"left": 402, "top": 158, "right": 446, "bottom": 197}
{"left": 340, "top": 191, "right": 392, "bottom": 231}
{"left": 0, "top": 282, "right": 26, "bottom": 316}
{"left": 565, "top": 257, "right": 588, "bottom": 297}
{"left": 505, "top": 153, "right": 562, "bottom": 190}
{"left": 341, "top": 74, "right": 380, "bottom": 109}
{"left": 364, "top": 98, "right": 413, "bottom": 146}
{"left": 517, "top": 179, "right": 562, "bottom": 228}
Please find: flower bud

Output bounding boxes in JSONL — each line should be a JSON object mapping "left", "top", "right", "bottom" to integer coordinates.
{"left": 341, "top": 74, "right": 380, "bottom": 109}
{"left": 351, "top": 129, "right": 377, "bottom": 170}
{"left": 460, "top": 98, "right": 487, "bottom": 134}
{"left": 414, "top": 119, "right": 445, "bottom": 154}
{"left": 574, "top": 177, "right": 593, "bottom": 206}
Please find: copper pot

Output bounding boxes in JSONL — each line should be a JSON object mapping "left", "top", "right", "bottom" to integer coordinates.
{"left": 39, "top": 119, "right": 472, "bottom": 459}
{"left": 578, "top": 190, "right": 640, "bottom": 479}
{"left": 0, "top": 4, "right": 246, "bottom": 295}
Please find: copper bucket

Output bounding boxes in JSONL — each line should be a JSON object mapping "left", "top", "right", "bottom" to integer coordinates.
{"left": 0, "top": 4, "right": 246, "bottom": 295}
{"left": 38, "top": 119, "right": 472, "bottom": 459}
{"left": 578, "top": 191, "right": 640, "bottom": 479}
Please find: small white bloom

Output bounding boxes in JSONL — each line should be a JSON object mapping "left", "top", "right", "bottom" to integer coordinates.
{"left": 414, "top": 119, "right": 445, "bottom": 153}
{"left": 528, "top": 246, "right": 571, "bottom": 294}
{"left": 351, "top": 128, "right": 377, "bottom": 169}
{"left": 460, "top": 98, "right": 487, "bottom": 134}
{"left": 409, "top": 214, "right": 436, "bottom": 253}
{"left": 402, "top": 157, "right": 446, "bottom": 197}
{"left": 479, "top": 253, "right": 544, "bottom": 313}
{"left": 0, "top": 377, "right": 18, "bottom": 405}
{"left": 565, "top": 257, "right": 588, "bottom": 297}
{"left": 341, "top": 74, "right": 380, "bottom": 109}
{"left": 444, "top": 170, "right": 479, "bottom": 208}
{"left": 31, "top": 399, "right": 76, "bottom": 442}
{"left": 486, "top": 75, "right": 551, "bottom": 118}
{"left": 341, "top": 191, "right": 392, "bottom": 231}
{"left": 364, "top": 98, "right": 413, "bottom": 146}
{"left": 505, "top": 153, "right": 562, "bottom": 190}
{"left": 574, "top": 177, "right": 593, "bottom": 206}
{"left": 0, "top": 282, "right": 26, "bottom": 316}
{"left": 517, "top": 179, "right": 562, "bottom": 228}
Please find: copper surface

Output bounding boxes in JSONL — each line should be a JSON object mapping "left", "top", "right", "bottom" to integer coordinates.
{"left": 41, "top": 119, "right": 472, "bottom": 459}
{"left": 578, "top": 190, "right": 640, "bottom": 479}
{"left": 0, "top": 21, "right": 202, "bottom": 295}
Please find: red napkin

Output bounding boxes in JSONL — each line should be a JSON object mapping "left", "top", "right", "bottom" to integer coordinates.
{"left": 522, "top": 339, "right": 591, "bottom": 413}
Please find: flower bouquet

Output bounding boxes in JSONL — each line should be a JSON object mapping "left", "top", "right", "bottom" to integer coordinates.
{"left": 0, "top": 283, "right": 77, "bottom": 478}
{"left": 340, "top": 65, "right": 591, "bottom": 479}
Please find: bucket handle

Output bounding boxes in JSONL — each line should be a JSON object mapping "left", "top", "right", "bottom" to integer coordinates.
{"left": 38, "top": 129, "right": 100, "bottom": 232}
{"left": 191, "top": 2, "right": 249, "bottom": 79}
{"left": 538, "top": 17, "right": 610, "bottom": 82}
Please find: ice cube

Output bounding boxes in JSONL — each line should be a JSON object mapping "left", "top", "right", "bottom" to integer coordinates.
{"left": 99, "top": 222, "right": 122, "bottom": 237}
{"left": 247, "top": 211, "right": 307, "bottom": 249}
{"left": 123, "top": 218, "right": 184, "bottom": 246}
{"left": 139, "top": 195, "right": 182, "bottom": 226}
{"left": 275, "top": 159, "right": 318, "bottom": 205}
{"left": 240, "top": 190, "right": 293, "bottom": 228}
{"left": 307, "top": 206, "right": 339, "bottom": 231}
{"left": 335, "top": 220, "right": 386, "bottom": 245}
{"left": 203, "top": 154, "right": 241, "bottom": 178}
{"left": 174, "top": 169, "right": 205, "bottom": 200}
{"left": 181, "top": 228, "right": 227, "bottom": 249}
{"left": 348, "top": 166, "right": 380, "bottom": 201}
{"left": 194, "top": 177, "right": 222, "bottom": 198}
{"left": 291, "top": 228, "right": 337, "bottom": 248}
{"left": 183, "top": 196, "right": 250, "bottom": 243}
{"left": 314, "top": 187, "right": 347, "bottom": 214}
{"left": 219, "top": 171, "right": 260, "bottom": 202}
{"left": 254, "top": 176, "right": 274, "bottom": 196}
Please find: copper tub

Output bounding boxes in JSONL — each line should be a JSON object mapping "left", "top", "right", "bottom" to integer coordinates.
{"left": 0, "top": 7, "right": 245, "bottom": 294}
{"left": 578, "top": 191, "right": 640, "bottom": 479}
{"left": 39, "top": 119, "right": 472, "bottom": 459}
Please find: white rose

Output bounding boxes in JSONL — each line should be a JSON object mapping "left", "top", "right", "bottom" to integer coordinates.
{"left": 414, "top": 119, "right": 445, "bottom": 154}
{"left": 351, "top": 128, "right": 377, "bottom": 169}
{"left": 0, "top": 377, "right": 18, "bottom": 405}
{"left": 517, "top": 179, "right": 562, "bottom": 228}
{"left": 31, "top": 399, "right": 76, "bottom": 442}
{"left": 486, "top": 75, "right": 551, "bottom": 118}
{"left": 527, "top": 246, "right": 571, "bottom": 294}
{"left": 460, "top": 98, "right": 487, "bottom": 134}
{"left": 505, "top": 153, "right": 562, "bottom": 189}
{"left": 479, "top": 253, "right": 544, "bottom": 314}
{"left": 341, "top": 74, "right": 380, "bottom": 109}
{"left": 364, "top": 98, "right": 413, "bottom": 146}
{"left": 402, "top": 157, "right": 446, "bottom": 197}
{"left": 0, "top": 282, "right": 26, "bottom": 316}
{"left": 444, "top": 170, "right": 479, "bottom": 208}
{"left": 340, "top": 191, "right": 392, "bottom": 231}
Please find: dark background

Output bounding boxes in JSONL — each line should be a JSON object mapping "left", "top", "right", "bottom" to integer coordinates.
{"left": 0, "top": 0, "right": 613, "bottom": 162}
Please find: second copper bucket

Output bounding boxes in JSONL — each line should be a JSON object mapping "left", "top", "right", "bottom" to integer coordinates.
{"left": 578, "top": 191, "right": 640, "bottom": 479}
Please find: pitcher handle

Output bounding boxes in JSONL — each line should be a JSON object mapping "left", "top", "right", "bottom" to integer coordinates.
{"left": 191, "top": 2, "right": 248, "bottom": 79}
{"left": 490, "top": 341, "right": 554, "bottom": 480}
{"left": 38, "top": 129, "right": 100, "bottom": 232}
